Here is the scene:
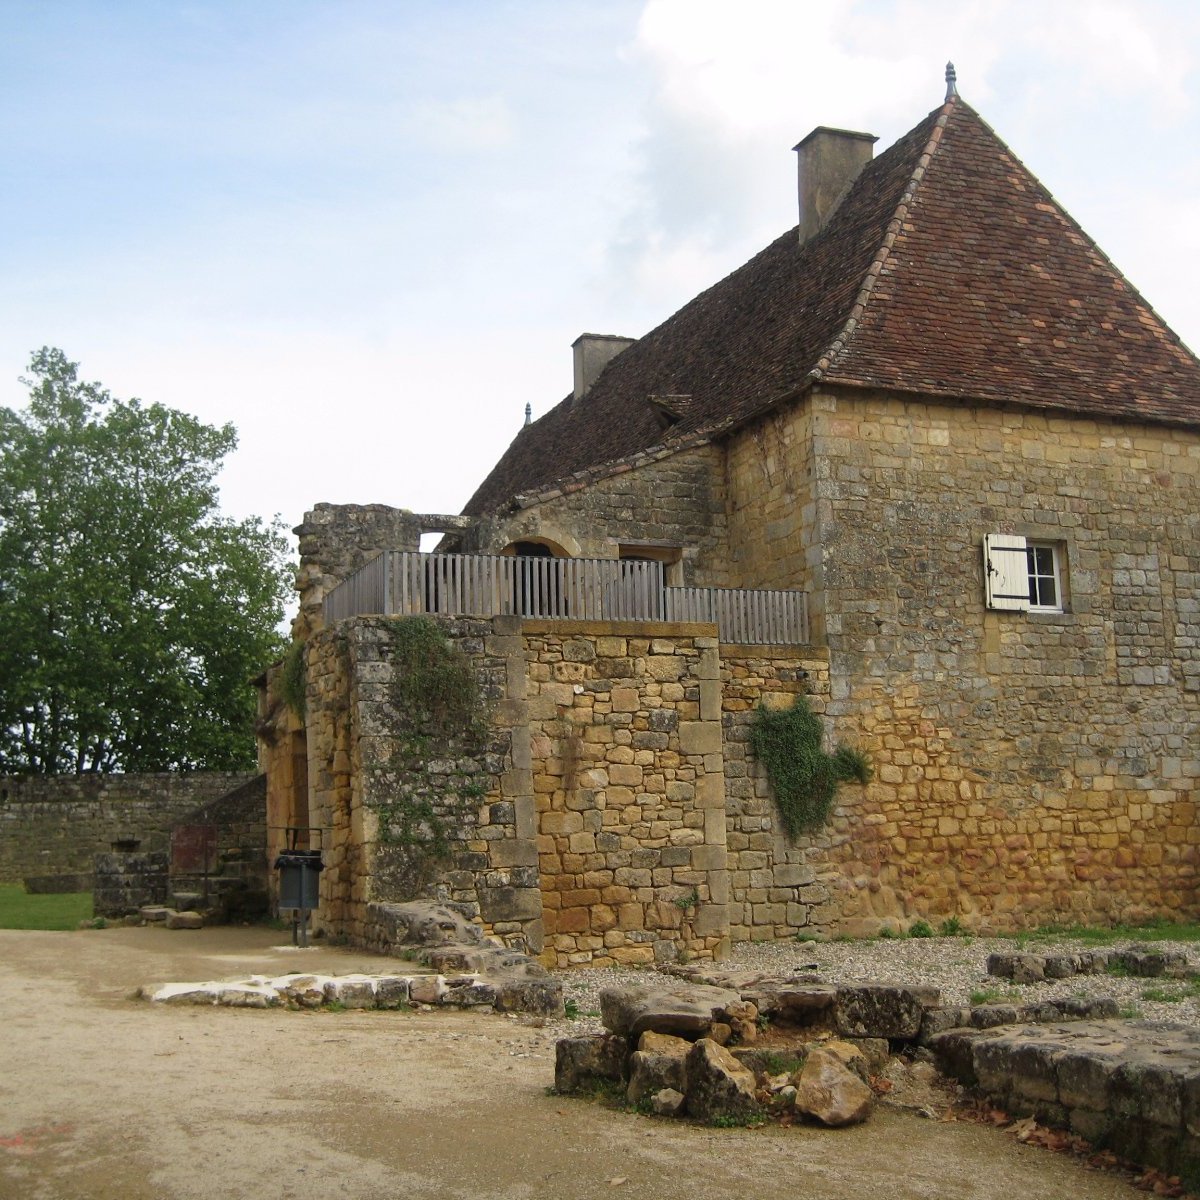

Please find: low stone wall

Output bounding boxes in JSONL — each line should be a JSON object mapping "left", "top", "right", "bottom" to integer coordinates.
{"left": 931, "top": 1020, "right": 1200, "bottom": 1177}
{"left": 0, "top": 773, "right": 255, "bottom": 885}
{"left": 94, "top": 850, "right": 170, "bottom": 916}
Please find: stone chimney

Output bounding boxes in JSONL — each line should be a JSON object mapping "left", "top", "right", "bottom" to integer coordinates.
{"left": 572, "top": 333, "right": 635, "bottom": 402}
{"left": 794, "top": 126, "right": 877, "bottom": 245}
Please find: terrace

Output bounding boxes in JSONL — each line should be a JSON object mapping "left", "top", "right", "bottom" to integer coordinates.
{"left": 323, "top": 550, "right": 809, "bottom": 646}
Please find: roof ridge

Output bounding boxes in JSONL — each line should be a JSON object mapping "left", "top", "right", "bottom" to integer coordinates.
{"left": 811, "top": 99, "right": 954, "bottom": 382}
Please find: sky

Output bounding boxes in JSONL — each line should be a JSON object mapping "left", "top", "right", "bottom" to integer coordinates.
{"left": 2, "top": 0, "right": 1199, "bottom": 557}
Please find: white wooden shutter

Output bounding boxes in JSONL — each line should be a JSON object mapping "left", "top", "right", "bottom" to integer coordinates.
{"left": 983, "top": 534, "right": 1030, "bottom": 611}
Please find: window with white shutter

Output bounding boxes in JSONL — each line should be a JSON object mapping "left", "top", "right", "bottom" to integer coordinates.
{"left": 983, "top": 534, "right": 1031, "bottom": 611}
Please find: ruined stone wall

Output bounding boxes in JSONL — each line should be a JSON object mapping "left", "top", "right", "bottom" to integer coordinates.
{"left": 774, "top": 385, "right": 1200, "bottom": 933}
{"left": 293, "top": 503, "right": 422, "bottom": 639}
{"left": 462, "top": 444, "right": 730, "bottom": 586}
{"left": 0, "top": 773, "right": 255, "bottom": 885}
{"left": 304, "top": 625, "right": 359, "bottom": 934}
{"left": 304, "top": 616, "right": 541, "bottom": 950}
{"left": 523, "top": 619, "right": 729, "bottom": 967}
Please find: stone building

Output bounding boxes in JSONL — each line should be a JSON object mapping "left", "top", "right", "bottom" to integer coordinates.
{"left": 260, "top": 76, "right": 1200, "bottom": 965}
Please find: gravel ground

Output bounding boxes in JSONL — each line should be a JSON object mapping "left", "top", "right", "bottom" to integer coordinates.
{"left": 549, "top": 934, "right": 1200, "bottom": 1035}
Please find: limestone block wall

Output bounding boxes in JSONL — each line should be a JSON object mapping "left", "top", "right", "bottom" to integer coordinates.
{"left": 522, "top": 620, "right": 729, "bottom": 967}
{"left": 727, "top": 385, "right": 1200, "bottom": 934}
{"left": 720, "top": 647, "right": 840, "bottom": 942}
{"left": 460, "top": 444, "right": 730, "bottom": 586}
{"left": 0, "top": 773, "right": 255, "bottom": 885}
{"left": 723, "top": 405, "right": 820, "bottom": 616}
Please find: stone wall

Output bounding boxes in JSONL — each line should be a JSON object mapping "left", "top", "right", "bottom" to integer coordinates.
{"left": 720, "top": 646, "right": 839, "bottom": 943}
{"left": 724, "top": 405, "right": 820, "bottom": 621}
{"left": 459, "top": 444, "right": 730, "bottom": 586}
{"left": 291, "top": 613, "right": 876, "bottom": 965}
{"left": 523, "top": 620, "right": 729, "bottom": 967}
{"left": 0, "top": 773, "right": 255, "bottom": 885}
{"left": 303, "top": 616, "right": 542, "bottom": 950}
{"left": 724, "top": 385, "right": 1200, "bottom": 934}
{"left": 292, "top": 503, "right": 423, "bottom": 639}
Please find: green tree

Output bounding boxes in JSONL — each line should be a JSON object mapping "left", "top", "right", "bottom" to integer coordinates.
{"left": 0, "top": 347, "right": 291, "bottom": 773}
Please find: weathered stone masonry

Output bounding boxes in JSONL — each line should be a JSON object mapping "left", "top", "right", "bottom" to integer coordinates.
{"left": 293, "top": 614, "right": 838, "bottom": 966}
{"left": 0, "top": 772, "right": 255, "bottom": 885}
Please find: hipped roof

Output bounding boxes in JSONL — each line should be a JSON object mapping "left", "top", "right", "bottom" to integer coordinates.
{"left": 463, "top": 96, "right": 1200, "bottom": 518}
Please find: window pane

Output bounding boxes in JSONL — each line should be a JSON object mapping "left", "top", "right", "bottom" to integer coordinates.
{"left": 1026, "top": 545, "right": 1059, "bottom": 608}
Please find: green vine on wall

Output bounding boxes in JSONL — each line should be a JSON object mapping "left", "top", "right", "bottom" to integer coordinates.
{"left": 386, "top": 616, "right": 487, "bottom": 741}
{"left": 748, "top": 696, "right": 871, "bottom": 839}
{"left": 275, "top": 639, "right": 307, "bottom": 720}
{"left": 371, "top": 618, "right": 490, "bottom": 885}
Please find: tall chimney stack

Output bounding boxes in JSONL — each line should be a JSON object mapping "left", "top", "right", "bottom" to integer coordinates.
{"left": 572, "top": 333, "right": 635, "bottom": 402}
{"left": 793, "top": 126, "right": 877, "bottom": 246}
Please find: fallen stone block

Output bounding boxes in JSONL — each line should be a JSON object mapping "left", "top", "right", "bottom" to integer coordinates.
{"left": 1110, "top": 947, "right": 1191, "bottom": 979}
{"left": 494, "top": 977, "right": 562, "bottom": 1016}
{"left": 834, "top": 983, "right": 938, "bottom": 1040}
{"left": 150, "top": 983, "right": 221, "bottom": 1005}
{"left": 650, "top": 1088, "right": 686, "bottom": 1117}
{"left": 409, "top": 976, "right": 446, "bottom": 1005}
{"left": 555, "top": 1034, "right": 629, "bottom": 1095}
{"left": 793, "top": 1045, "right": 874, "bottom": 1127}
{"left": 600, "top": 983, "right": 742, "bottom": 1040}
{"left": 164, "top": 911, "right": 203, "bottom": 930}
{"left": 819, "top": 1038, "right": 872, "bottom": 1084}
{"left": 324, "top": 977, "right": 376, "bottom": 1009}
{"left": 139, "top": 906, "right": 170, "bottom": 923}
{"left": 449, "top": 979, "right": 498, "bottom": 1008}
{"left": 627, "top": 1033, "right": 690, "bottom": 1105}
{"left": 970, "top": 1004, "right": 1022, "bottom": 1029}
{"left": 274, "top": 974, "right": 327, "bottom": 1008}
{"left": 683, "top": 1038, "right": 759, "bottom": 1124}
{"left": 920, "top": 1006, "right": 970, "bottom": 1041}
{"left": 374, "top": 976, "right": 412, "bottom": 1009}
{"left": 217, "top": 984, "right": 278, "bottom": 1009}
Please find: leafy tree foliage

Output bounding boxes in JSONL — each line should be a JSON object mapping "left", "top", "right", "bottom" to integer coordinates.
{"left": 0, "top": 348, "right": 291, "bottom": 773}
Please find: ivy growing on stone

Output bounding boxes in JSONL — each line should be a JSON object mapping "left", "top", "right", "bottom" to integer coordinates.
{"left": 386, "top": 616, "right": 486, "bottom": 740}
{"left": 748, "top": 696, "right": 870, "bottom": 839}
{"left": 371, "top": 617, "right": 491, "bottom": 894}
{"left": 275, "top": 639, "right": 307, "bottom": 720}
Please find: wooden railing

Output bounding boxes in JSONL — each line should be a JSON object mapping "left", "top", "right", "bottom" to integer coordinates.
{"left": 323, "top": 551, "right": 808, "bottom": 645}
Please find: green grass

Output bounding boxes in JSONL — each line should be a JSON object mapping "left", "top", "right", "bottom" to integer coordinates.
{"left": 970, "top": 987, "right": 1022, "bottom": 1006}
{"left": 0, "top": 884, "right": 94, "bottom": 930}
{"left": 1020, "top": 919, "right": 1200, "bottom": 946}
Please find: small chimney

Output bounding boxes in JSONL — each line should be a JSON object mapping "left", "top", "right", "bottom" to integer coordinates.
{"left": 572, "top": 333, "right": 635, "bottom": 402}
{"left": 793, "top": 126, "right": 877, "bottom": 246}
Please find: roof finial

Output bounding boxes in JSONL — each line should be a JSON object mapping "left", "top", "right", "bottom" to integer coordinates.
{"left": 945, "top": 61, "right": 958, "bottom": 101}
{"left": 523, "top": 402, "right": 532, "bottom": 427}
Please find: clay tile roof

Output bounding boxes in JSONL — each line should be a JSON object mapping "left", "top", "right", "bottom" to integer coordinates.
{"left": 462, "top": 98, "right": 1200, "bottom": 518}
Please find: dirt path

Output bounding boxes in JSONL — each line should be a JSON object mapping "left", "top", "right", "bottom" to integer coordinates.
{"left": 0, "top": 927, "right": 1149, "bottom": 1200}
